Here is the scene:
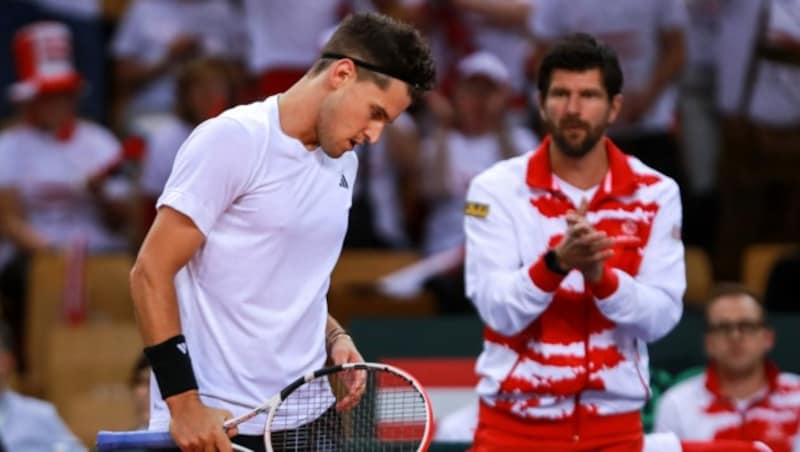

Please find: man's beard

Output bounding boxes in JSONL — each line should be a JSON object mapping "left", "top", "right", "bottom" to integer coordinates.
{"left": 548, "top": 117, "right": 606, "bottom": 158}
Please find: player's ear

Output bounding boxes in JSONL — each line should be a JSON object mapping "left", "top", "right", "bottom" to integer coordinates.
{"left": 608, "top": 93, "right": 622, "bottom": 123}
{"left": 536, "top": 91, "right": 548, "bottom": 122}
{"left": 328, "top": 59, "right": 357, "bottom": 90}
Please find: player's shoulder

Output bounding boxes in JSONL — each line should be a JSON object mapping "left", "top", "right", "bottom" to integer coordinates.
{"left": 470, "top": 150, "right": 532, "bottom": 194}
{"left": 217, "top": 99, "right": 272, "bottom": 143}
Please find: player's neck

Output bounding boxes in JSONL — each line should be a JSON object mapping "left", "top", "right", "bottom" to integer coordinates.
{"left": 276, "top": 77, "right": 321, "bottom": 150}
{"left": 717, "top": 363, "right": 768, "bottom": 400}
{"left": 549, "top": 139, "right": 608, "bottom": 190}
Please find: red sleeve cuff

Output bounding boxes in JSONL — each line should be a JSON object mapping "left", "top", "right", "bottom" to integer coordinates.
{"left": 590, "top": 266, "right": 619, "bottom": 299}
{"left": 528, "top": 254, "right": 567, "bottom": 292}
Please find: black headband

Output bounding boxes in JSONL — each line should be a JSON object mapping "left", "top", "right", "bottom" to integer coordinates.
{"left": 321, "top": 52, "right": 417, "bottom": 89}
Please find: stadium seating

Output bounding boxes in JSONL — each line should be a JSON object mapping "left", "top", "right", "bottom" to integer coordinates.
{"left": 742, "top": 243, "right": 797, "bottom": 297}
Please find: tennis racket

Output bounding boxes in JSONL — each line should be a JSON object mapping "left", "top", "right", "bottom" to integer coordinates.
{"left": 97, "top": 362, "right": 434, "bottom": 452}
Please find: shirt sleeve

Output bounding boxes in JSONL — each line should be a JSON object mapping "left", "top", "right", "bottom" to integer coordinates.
{"left": 464, "top": 176, "right": 566, "bottom": 336}
{"left": 156, "top": 117, "right": 257, "bottom": 237}
{"left": 0, "top": 135, "right": 19, "bottom": 187}
{"left": 591, "top": 180, "right": 686, "bottom": 342}
{"left": 84, "top": 123, "right": 124, "bottom": 178}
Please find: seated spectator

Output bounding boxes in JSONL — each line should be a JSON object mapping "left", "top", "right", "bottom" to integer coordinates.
{"left": 137, "top": 57, "right": 237, "bottom": 237}
{"left": 655, "top": 283, "right": 800, "bottom": 452}
{"left": 419, "top": 51, "right": 537, "bottom": 313}
{"left": 0, "top": 22, "right": 132, "bottom": 356}
{"left": 109, "top": 0, "right": 244, "bottom": 134}
{"left": 0, "top": 322, "right": 85, "bottom": 451}
{"left": 420, "top": 51, "right": 537, "bottom": 256}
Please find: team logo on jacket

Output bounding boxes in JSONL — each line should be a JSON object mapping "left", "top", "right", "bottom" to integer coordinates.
{"left": 465, "top": 201, "right": 490, "bottom": 218}
{"left": 622, "top": 220, "right": 638, "bottom": 236}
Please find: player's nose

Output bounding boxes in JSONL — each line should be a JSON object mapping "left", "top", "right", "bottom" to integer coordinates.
{"left": 365, "top": 121, "right": 385, "bottom": 144}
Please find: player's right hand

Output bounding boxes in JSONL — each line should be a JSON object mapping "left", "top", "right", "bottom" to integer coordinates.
{"left": 166, "top": 390, "right": 237, "bottom": 452}
{"left": 554, "top": 200, "right": 614, "bottom": 273}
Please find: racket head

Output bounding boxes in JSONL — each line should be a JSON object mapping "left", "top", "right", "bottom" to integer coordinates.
{"left": 264, "top": 362, "right": 433, "bottom": 452}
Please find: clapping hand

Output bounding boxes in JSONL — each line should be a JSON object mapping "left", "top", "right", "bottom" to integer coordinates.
{"left": 553, "top": 199, "right": 614, "bottom": 283}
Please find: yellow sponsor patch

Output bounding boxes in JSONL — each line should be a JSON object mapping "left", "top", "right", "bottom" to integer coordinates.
{"left": 465, "top": 201, "right": 490, "bottom": 218}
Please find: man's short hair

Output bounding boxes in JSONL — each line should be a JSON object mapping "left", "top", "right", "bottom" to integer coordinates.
{"left": 537, "top": 33, "right": 624, "bottom": 100}
{"left": 312, "top": 12, "right": 436, "bottom": 99}
{"left": 704, "top": 282, "right": 766, "bottom": 324}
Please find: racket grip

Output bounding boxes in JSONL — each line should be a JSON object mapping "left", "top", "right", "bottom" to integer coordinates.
{"left": 96, "top": 430, "right": 174, "bottom": 450}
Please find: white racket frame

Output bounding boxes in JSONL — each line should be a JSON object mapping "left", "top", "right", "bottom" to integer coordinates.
{"left": 222, "top": 361, "right": 433, "bottom": 452}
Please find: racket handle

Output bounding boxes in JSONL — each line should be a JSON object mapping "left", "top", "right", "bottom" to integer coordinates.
{"left": 96, "top": 430, "right": 174, "bottom": 450}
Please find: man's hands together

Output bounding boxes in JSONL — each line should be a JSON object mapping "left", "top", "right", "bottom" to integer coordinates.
{"left": 552, "top": 199, "right": 614, "bottom": 283}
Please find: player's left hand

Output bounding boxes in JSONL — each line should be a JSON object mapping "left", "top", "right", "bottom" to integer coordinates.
{"left": 329, "top": 335, "right": 366, "bottom": 411}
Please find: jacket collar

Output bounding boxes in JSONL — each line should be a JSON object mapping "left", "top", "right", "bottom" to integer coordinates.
{"left": 705, "top": 361, "right": 781, "bottom": 400}
{"left": 525, "top": 135, "right": 638, "bottom": 199}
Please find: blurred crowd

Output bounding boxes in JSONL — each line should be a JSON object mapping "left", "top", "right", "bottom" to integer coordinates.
{"left": 1, "top": 0, "right": 797, "bottom": 313}
{"left": 0, "top": 0, "right": 798, "bottom": 449}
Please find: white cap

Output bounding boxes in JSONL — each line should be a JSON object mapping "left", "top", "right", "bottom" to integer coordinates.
{"left": 456, "top": 51, "right": 510, "bottom": 86}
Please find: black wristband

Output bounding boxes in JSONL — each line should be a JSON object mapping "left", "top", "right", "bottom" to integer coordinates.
{"left": 544, "top": 249, "right": 569, "bottom": 275}
{"left": 143, "top": 334, "right": 198, "bottom": 399}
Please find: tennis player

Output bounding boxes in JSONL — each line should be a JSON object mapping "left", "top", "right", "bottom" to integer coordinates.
{"left": 130, "top": 12, "right": 435, "bottom": 452}
{"left": 464, "top": 33, "right": 685, "bottom": 451}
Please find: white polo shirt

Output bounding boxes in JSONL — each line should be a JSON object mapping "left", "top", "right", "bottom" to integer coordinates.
{"left": 0, "top": 121, "right": 126, "bottom": 255}
{"left": 149, "top": 96, "right": 358, "bottom": 434}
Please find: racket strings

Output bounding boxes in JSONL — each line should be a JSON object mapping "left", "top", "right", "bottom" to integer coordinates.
{"left": 267, "top": 367, "right": 428, "bottom": 451}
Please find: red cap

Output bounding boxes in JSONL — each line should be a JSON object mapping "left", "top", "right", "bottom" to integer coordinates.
{"left": 9, "top": 21, "right": 83, "bottom": 102}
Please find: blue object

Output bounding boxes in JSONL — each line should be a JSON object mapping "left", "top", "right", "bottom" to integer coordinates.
{"left": 96, "top": 431, "right": 175, "bottom": 451}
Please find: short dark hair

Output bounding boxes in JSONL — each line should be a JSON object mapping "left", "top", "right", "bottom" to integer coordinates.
{"left": 705, "top": 282, "right": 765, "bottom": 324}
{"left": 312, "top": 12, "right": 436, "bottom": 99}
{"left": 537, "top": 33, "right": 623, "bottom": 99}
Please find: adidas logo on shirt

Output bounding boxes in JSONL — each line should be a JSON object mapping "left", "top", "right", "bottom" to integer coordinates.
{"left": 177, "top": 342, "right": 188, "bottom": 354}
{"left": 339, "top": 174, "right": 349, "bottom": 189}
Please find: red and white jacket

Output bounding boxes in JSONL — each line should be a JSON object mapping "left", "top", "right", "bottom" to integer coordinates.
{"left": 655, "top": 363, "right": 800, "bottom": 452}
{"left": 464, "top": 137, "right": 685, "bottom": 421}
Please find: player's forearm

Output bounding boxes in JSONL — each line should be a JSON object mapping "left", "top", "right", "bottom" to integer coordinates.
{"left": 130, "top": 256, "right": 183, "bottom": 345}
{"left": 325, "top": 315, "right": 346, "bottom": 337}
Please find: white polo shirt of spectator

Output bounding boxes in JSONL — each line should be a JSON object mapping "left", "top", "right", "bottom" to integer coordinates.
{"left": 0, "top": 121, "right": 126, "bottom": 253}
